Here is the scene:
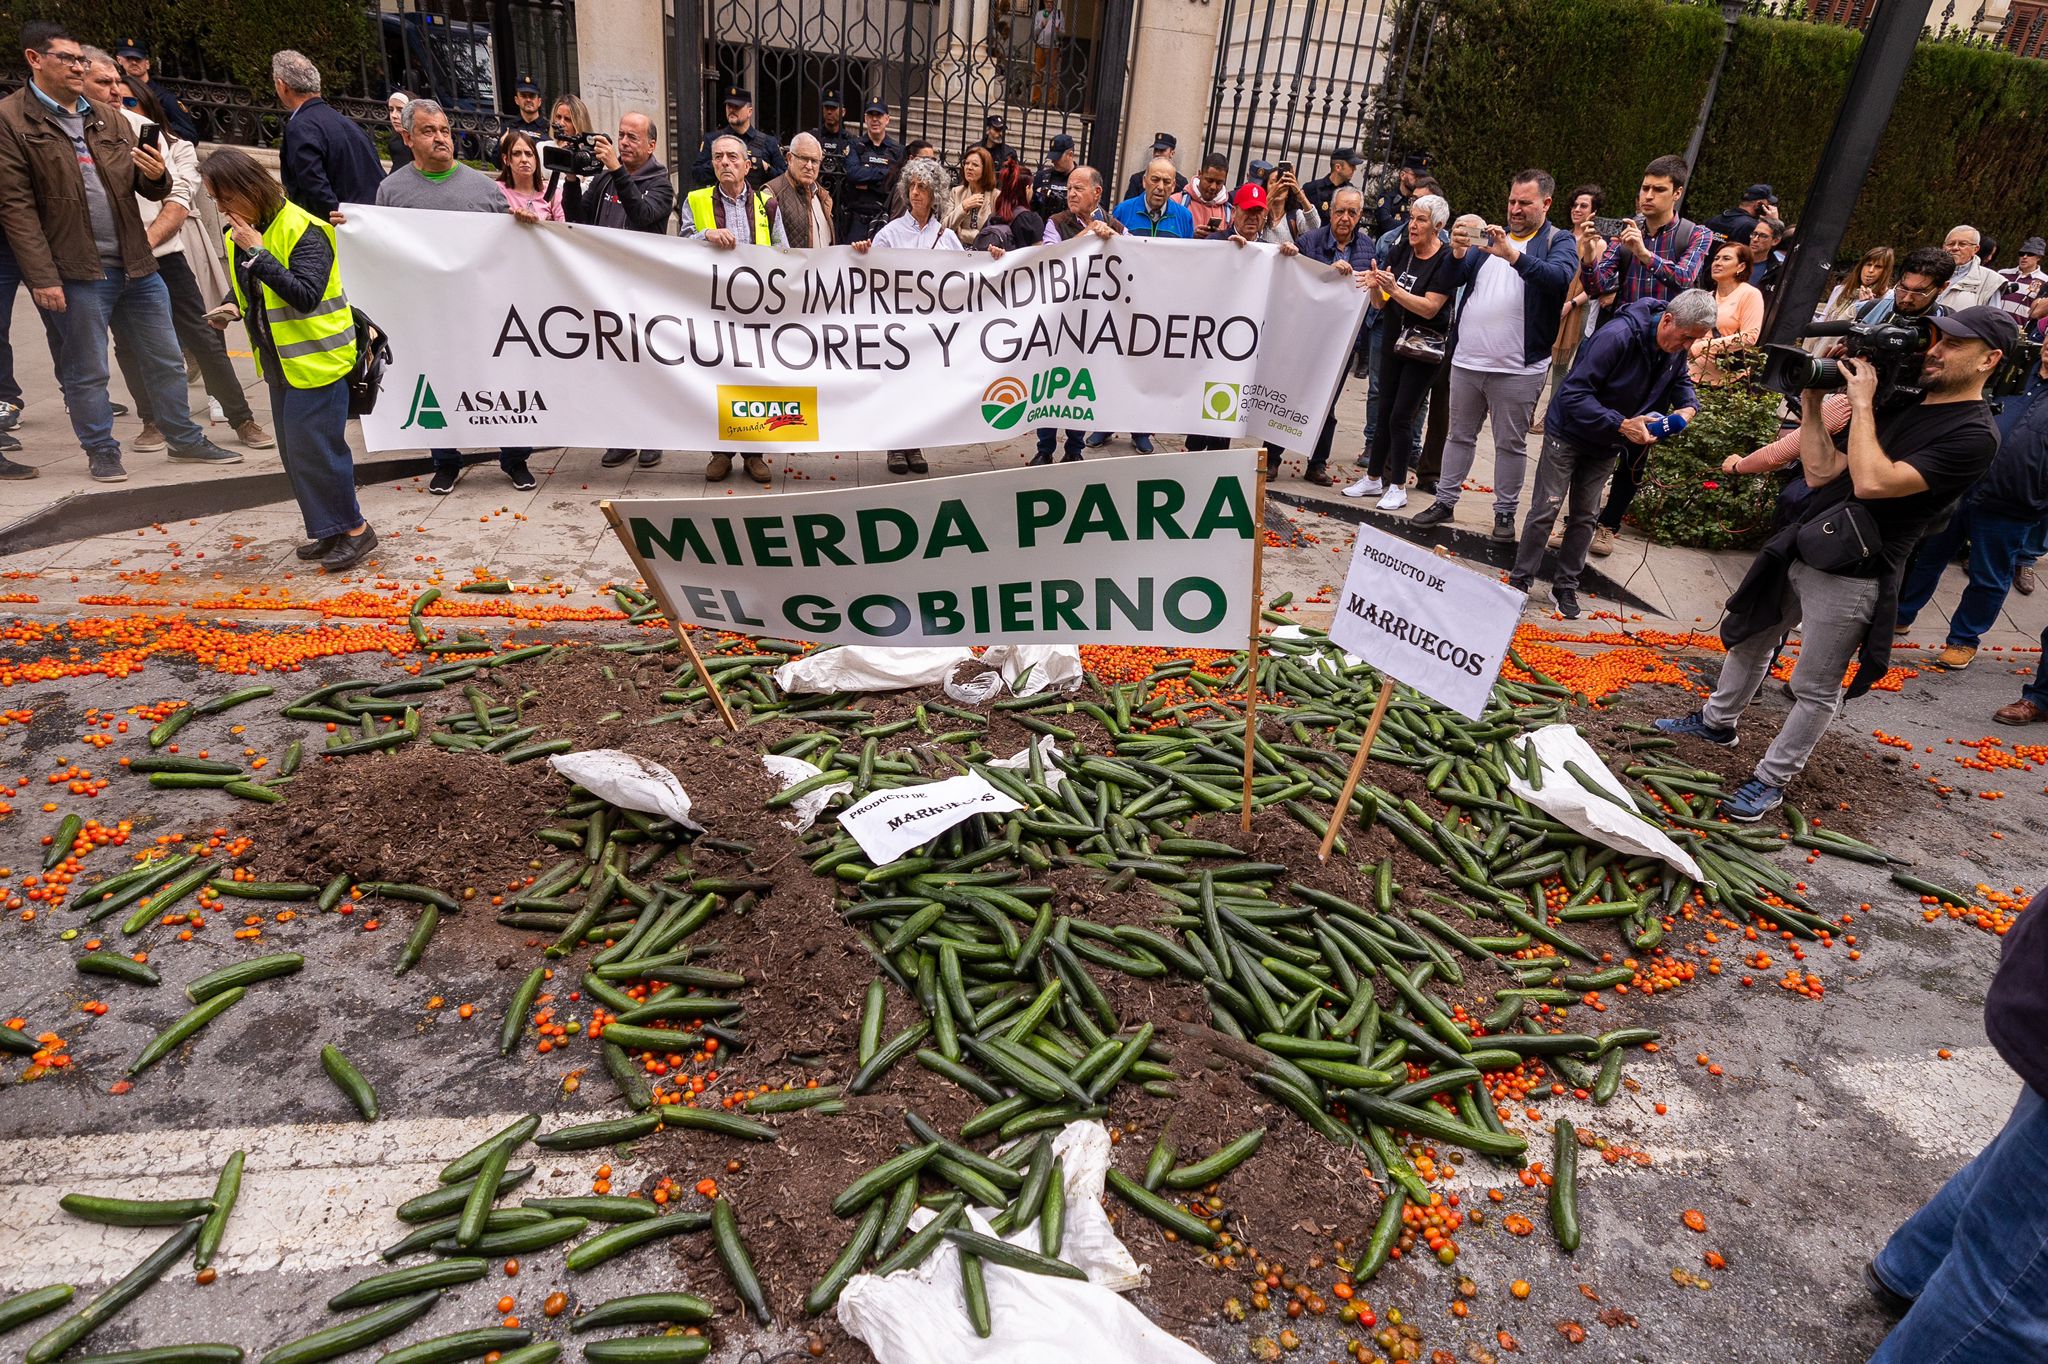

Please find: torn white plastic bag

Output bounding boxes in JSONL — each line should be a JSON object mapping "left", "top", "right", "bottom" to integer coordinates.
{"left": 989, "top": 734, "right": 1065, "bottom": 789}
{"left": 760, "top": 754, "right": 851, "bottom": 832}
{"left": 1508, "top": 725, "right": 1704, "bottom": 881}
{"left": 774, "top": 645, "right": 974, "bottom": 695}
{"left": 980, "top": 644, "right": 1083, "bottom": 696}
{"left": 837, "top": 1122, "right": 1210, "bottom": 1364}
{"left": 546, "top": 750, "right": 703, "bottom": 831}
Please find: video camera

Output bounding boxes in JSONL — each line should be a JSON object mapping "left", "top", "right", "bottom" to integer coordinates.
{"left": 1760, "top": 317, "right": 2044, "bottom": 408}
{"left": 542, "top": 131, "right": 604, "bottom": 177}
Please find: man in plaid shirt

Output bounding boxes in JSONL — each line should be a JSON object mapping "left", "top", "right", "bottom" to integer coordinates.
{"left": 1580, "top": 154, "right": 1710, "bottom": 312}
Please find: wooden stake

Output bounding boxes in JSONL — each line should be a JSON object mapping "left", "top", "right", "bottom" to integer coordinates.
{"left": 1238, "top": 462, "right": 1268, "bottom": 833}
{"left": 1319, "top": 677, "right": 1396, "bottom": 862}
{"left": 599, "top": 500, "right": 740, "bottom": 734}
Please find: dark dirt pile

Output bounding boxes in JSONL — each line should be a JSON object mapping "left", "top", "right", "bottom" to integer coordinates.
{"left": 243, "top": 745, "right": 566, "bottom": 893}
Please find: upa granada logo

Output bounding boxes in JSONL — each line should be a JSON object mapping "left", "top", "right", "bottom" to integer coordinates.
{"left": 980, "top": 376, "right": 1029, "bottom": 431}
{"left": 1199, "top": 381, "right": 1242, "bottom": 423}
{"left": 718, "top": 386, "right": 818, "bottom": 442}
{"left": 400, "top": 375, "right": 547, "bottom": 429}
{"left": 982, "top": 367, "right": 1098, "bottom": 431}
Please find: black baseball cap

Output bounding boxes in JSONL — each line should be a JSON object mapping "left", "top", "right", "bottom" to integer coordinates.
{"left": 1331, "top": 148, "right": 1361, "bottom": 166}
{"left": 1744, "top": 183, "right": 1776, "bottom": 203}
{"left": 1048, "top": 133, "right": 1075, "bottom": 156}
{"left": 1927, "top": 306, "right": 2021, "bottom": 353}
{"left": 515, "top": 73, "right": 540, "bottom": 94}
{"left": 1151, "top": 132, "right": 1177, "bottom": 151}
{"left": 985, "top": 112, "right": 1006, "bottom": 129}
{"left": 723, "top": 86, "right": 752, "bottom": 106}
{"left": 864, "top": 98, "right": 888, "bottom": 115}
{"left": 821, "top": 89, "right": 842, "bottom": 108}
{"left": 116, "top": 37, "right": 149, "bottom": 59}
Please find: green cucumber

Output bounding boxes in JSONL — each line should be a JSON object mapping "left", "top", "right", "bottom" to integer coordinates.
{"left": 710, "top": 1199, "right": 771, "bottom": 1325}
{"left": 185, "top": 954, "right": 302, "bottom": 1004}
{"left": 57, "top": 1195, "right": 214, "bottom": 1227}
{"left": 126, "top": 989, "right": 244, "bottom": 1076}
{"left": 26, "top": 1222, "right": 201, "bottom": 1364}
{"left": 253, "top": 1290, "right": 441, "bottom": 1364}
{"left": 319, "top": 1045, "right": 377, "bottom": 1121}
{"left": 563, "top": 1213, "right": 709, "bottom": 1272}
{"left": 566, "top": 1292, "right": 715, "bottom": 1331}
{"left": 377, "top": 1327, "right": 530, "bottom": 1364}
{"left": 74, "top": 951, "right": 160, "bottom": 987}
{"left": 327, "top": 1259, "right": 488, "bottom": 1310}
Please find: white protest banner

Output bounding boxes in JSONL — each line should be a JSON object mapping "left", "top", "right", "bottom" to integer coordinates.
{"left": 1327, "top": 524, "right": 1524, "bottom": 721}
{"left": 605, "top": 447, "right": 1259, "bottom": 648}
{"left": 335, "top": 207, "right": 1363, "bottom": 455}
{"left": 838, "top": 774, "right": 1023, "bottom": 864}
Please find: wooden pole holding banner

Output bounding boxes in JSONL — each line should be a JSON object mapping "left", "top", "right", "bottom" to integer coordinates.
{"left": 1238, "top": 462, "right": 1268, "bottom": 833}
{"left": 1318, "top": 677, "right": 1397, "bottom": 862}
{"left": 599, "top": 500, "right": 740, "bottom": 734}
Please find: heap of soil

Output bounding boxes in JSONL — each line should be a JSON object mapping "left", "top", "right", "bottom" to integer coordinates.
{"left": 242, "top": 745, "right": 564, "bottom": 893}
{"left": 1579, "top": 696, "right": 1910, "bottom": 839}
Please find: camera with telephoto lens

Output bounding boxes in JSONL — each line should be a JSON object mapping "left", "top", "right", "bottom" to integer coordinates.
{"left": 1758, "top": 318, "right": 1934, "bottom": 405}
{"left": 542, "top": 131, "right": 604, "bottom": 177}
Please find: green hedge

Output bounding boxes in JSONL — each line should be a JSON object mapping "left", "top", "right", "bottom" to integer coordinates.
{"left": 1387, "top": 0, "right": 2048, "bottom": 262}
{"left": 12, "top": 0, "right": 368, "bottom": 97}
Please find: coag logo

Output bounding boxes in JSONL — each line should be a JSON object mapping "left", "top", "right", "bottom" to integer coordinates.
{"left": 1200, "top": 381, "right": 1242, "bottom": 423}
{"left": 717, "top": 386, "right": 819, "bottom": 442}
{"left": 400, "top": 375, "right": 447, "bottom": 431}
{"left": 984, "top": 368, "right": 1099, "bottom": 430}
{"left": 981, "top": 376, "right": 1028, "bottom": 431}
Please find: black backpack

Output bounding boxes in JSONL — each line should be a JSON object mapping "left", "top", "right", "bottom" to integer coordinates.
{"left": 346, "top": 309, "right": 392, "bottom": 418}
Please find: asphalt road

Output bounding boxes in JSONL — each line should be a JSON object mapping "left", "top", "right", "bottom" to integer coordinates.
{"left": 0, "top": 635, "right": 2034, "bottom": 1364}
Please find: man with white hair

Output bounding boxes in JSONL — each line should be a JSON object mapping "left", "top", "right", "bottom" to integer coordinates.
{"left": 1508, "top": 289, "right": 1715, "bottom": 620}
{"left": 763, "top": 133, "right": 832, "bottom": 248}
{"left": 273, "top": 49, "right": 383, "bottom": 219}
{"left": 1938, "top": 225, "right": 2003, "bottom": 311}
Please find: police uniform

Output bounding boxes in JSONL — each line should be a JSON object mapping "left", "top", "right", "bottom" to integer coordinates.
{"left": 690, "top": 85, "right": 785, "bottom": 191}
{"left": 840, "top": 104, "right": 904, "bottom": 242}
{"left": 495, "top": 75, "right": 549, "bottom": 165}
{"left": 115, "top": 38, "right": 199, "bottom": 143}
{"left": 808, "top": 91, "right": 857, "bottom": 234}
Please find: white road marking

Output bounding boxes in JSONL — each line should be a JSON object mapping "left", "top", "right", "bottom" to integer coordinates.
{"left": 0, "top": 1110, "right": 638, "bottom": 1291}
{"left": 1833, "top": 1045, "right": 2019, "bottom": 1161}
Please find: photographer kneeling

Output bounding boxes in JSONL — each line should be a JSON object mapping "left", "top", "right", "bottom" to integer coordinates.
{"left": 1656, "top": 307, "right": 2014, "bottom": 821}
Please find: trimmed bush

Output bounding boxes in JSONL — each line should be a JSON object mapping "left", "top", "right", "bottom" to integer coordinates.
{"left": 1386, "top": 0, "right": 2048, "bottom": 261}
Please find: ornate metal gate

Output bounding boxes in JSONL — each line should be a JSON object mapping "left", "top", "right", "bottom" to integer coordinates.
{"left": 73, "top": 0, "right": 578, "bottom": 161}
{"left": 674, "top": 0, "right": 1131, "bottom": 179}
{"left": 1203, "top": 0, "right": 1430, "bottom": 184}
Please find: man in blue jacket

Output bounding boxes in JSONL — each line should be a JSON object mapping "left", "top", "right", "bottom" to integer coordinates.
{"left": 1413, "top": 169, "right": 1578, "bottom": 541}
{"left": 1508, "top": 291, "right": 1714, "bottom": 617}
{"left": 273, "top": 50, "right": 384, "bottom": 219}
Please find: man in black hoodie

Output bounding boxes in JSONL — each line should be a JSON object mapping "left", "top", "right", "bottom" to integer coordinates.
{"left": 1861, "top": 882, "right": 2048, "bottom": 1360}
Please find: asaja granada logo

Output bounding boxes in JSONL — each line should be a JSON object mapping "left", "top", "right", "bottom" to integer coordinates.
{"left": 718, "top": 386, "right": 818, "bottom": 442}
{"left": 400, "top": 375, "right": 547, "bottom": 429}
{"left": 981, "top": 367, "right": 1098, "bottom": 431}
{"left": 400, "top": 375, "right": 446, "bottom": 431}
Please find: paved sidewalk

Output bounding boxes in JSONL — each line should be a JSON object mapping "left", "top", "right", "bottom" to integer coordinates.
{"left": 4, "top": 288, "right": 2042, "bottom": 658}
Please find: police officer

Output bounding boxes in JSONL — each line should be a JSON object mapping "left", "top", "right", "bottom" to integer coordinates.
{"left": 978, "top": 113, "right": 1018, "bottom": 169}
{"left": 840, "top": 98, "right": 904, "bottom": 242}
{"left": 506, "top": 74, "right": 549, "bottom": 139}
{"left": 808, "top": 90, "right": 855, "bottom": 231}
{"left": 690, "top": 85, "right": 783, "bottom": 191}
{"left": 1031, "top": 133, "right": 1077, "bottom": 218}
{"left": 114, "top": 37, "right": 198, "bottom": 142}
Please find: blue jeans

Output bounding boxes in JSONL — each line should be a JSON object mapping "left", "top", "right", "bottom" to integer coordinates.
{"left": 1896, "top": 506, "right": 2032, "bottom": 649}
{"left": 1035, "top": 428, "right": 1082, "bottom": 459}
{"left": 432, "top": 447, "right": 533, "bottom": 472}
{"left": 54, "top": 267, "right": 203, "bottom": 456}
{"left": 2017, "top": 515, "right": 2048, "bottom": 570}
{"left": 1872, "top": 1084, "right": 2048, "bottom": 1363}
{"left": 271, "top": 379, "right": 363, "bottom": 540}
{"left": 0, "top": 237, "right": 62, "bottom": 410}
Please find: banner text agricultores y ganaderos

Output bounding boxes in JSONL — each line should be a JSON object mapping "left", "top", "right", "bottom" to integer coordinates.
{"left": 338, "top": 207, "right": 1364, "bottom": 455}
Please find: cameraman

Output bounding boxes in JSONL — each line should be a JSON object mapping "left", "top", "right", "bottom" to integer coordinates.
{"left": 564, "top": 112, "right": 674, "bottom": 233}
{"left": 1657, "top": 307, "right": 2013, "bottom": 821}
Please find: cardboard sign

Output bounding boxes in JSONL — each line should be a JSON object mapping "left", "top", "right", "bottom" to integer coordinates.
{"left": 837, "top": 773, "right": 1024, "bottom": 864}
{"left": 1328, "top": 524, "right": 1522, "bottom": 720}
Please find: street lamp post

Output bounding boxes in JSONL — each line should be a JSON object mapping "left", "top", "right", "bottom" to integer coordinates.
{"left": 1685, "top": 0, "right": 1747, "bottom": 177}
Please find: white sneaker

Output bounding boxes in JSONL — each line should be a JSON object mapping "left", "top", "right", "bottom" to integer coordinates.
{"left": 1376, "top": 485, "right": 1409, "bottom": 511}
{"left": 206, "top": 397, "right": 225, "bottom": 422}
{"left": 1342, "top": 475, "right": 1385, "bottom": 499}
